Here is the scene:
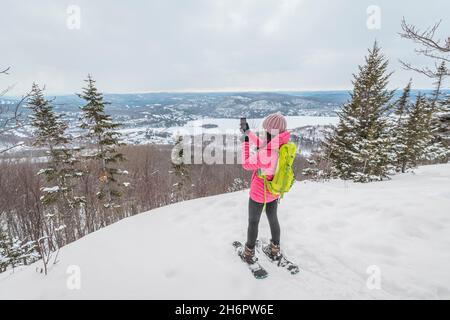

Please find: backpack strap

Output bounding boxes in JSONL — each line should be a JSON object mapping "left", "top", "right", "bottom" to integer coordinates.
{"left": 263, "top": 175, "right": 267, "bottom": 212}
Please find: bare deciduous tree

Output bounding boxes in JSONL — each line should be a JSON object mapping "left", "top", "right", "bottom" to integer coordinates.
{"left": 399, "top": 18, "right": 450, "bottom": 78}
{"left": 0, "top": 66, "right": 31, "bottom": 154}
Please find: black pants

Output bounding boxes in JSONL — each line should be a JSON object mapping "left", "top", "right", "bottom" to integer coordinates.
{"left": 246, "top": 198, "right": 280, "bottom": 249}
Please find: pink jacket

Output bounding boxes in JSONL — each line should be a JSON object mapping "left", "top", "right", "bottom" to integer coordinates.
{"left": 242, "top": 130, "right": 291, "bottom": 204}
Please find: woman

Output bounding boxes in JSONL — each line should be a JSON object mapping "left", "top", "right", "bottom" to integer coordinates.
{"left": 240, "top": 112, "right": 292, "bottom": 267}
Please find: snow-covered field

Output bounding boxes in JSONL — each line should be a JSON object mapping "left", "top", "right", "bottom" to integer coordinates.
{"left": 176, "top": 116, "right": 339, "bottom": 134}
{"left": 118, "top": 116, "right": 338, "bottom": 144}
{"left": 1, "top": 163, "right": 450, "bottom": 299}
{"left": 1, "top": 116, "right": 338, "bottom": 151}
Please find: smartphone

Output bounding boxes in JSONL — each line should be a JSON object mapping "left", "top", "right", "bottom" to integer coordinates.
{"left": 240, "top": 117, "right": 247, "bottom": 126}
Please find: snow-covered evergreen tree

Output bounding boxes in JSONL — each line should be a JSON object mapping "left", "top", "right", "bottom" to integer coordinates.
{"left": 28, "top": 83, "right": 84, "bottom": 244}
{"left": 428, "top": 62, "right": 447, "bottom": 110}
{"left": 8, "top": 237, "right": 39, "bottom": 271}
{"left": 0, "top": 228, "right": 10, "bottom": 272}
{"left": 394, "top": 80, "right": 412, "bottom": 119}
{"left": 78, "top": 75, "right": 127, "bottom": 209}
{"left": 323, "top": 42, "right": 394, "bottom": 182}
{"left": 0, "top": 227, "right": 38, "bottom": 273}
{"left": 422, "top": 62, "right": 450, "bottom": 162}
{"left": 397, "top": 94, "right": 430, "bottom": 171}
{"left": 391, "top": 80, "right": 413, "bottom": 172}
{"left": 438, "top": 93, "right": 450, "bottom": 156}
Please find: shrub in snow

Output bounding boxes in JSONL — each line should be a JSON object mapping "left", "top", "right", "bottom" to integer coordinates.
{"left": 0, "top": 227, "right": 39, "bottom": 273}
{"left": 227, "top": 178, "right": 249, "bottom": 193}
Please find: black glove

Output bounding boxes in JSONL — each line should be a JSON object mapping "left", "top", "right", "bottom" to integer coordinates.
{"left": 240, "top": 121, "right": 249, "bottom": 134}
{"left": 240, "top": 134, "right": 249, "bottom": 142}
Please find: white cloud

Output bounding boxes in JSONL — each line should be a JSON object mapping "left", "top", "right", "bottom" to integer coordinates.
{"left": 262, "top": 0, "right": 301, "bottom": 36}
{"left": 0, "top": 0, "right": 449, "bottom": 95}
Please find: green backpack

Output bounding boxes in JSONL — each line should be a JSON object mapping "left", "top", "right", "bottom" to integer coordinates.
{"left": 258, "top": 142, "right": 297, "bottom": 204}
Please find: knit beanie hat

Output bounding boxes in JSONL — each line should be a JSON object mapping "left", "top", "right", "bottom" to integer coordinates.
{"left": 262, "top": 112, "right": 287, "bottom": 134}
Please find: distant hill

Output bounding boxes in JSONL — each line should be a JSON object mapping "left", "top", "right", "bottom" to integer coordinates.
{"left": 1, "top": 90, "right": 448, "bottom": 152}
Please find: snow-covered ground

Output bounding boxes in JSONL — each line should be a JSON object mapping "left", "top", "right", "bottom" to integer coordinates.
{"left": 177, "top": 116, "right": 339, "bottom": 134}
{"left": 118, "top": 116, "right": 338, "bottom": 144}
{"left": 1, "top": 116, "right": 338, "bottom": 151}
{"left": 1, "top": 164, "right": 450, "bottom": 299}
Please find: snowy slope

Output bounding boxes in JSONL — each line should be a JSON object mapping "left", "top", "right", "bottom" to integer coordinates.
{"left": 1, "top": 164, "right": 450, "bottom": 299}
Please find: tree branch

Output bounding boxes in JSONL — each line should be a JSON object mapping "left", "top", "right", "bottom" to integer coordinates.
{"left": 0, "top": 92, "right": 30, "bottom": 133}
{"left": 400, "top": 18, "right": 450, "bottom": 54}
{"left": 420, "top": 50, "right": 450, "bottom": 63}
{"left": 398, "top": 60, "right": 445, "bottom": 78}
{"left": 0, "top": 142, "right": 24, "bottom": 154}
{"left": 0, "top": 67, "right": 10, "bottom": 75}
{"left": 1, "top": 66, "right": 31, "bottom": 154}
{"left": 399, "top": 18, "right": 450, "bottom": 79}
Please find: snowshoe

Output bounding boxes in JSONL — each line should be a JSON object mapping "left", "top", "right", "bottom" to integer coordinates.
{"left": 232, "top": 241, "right": 268, "bottom": 279}
{"left": 257, "top": 240, "right": 299, "bottom": 275}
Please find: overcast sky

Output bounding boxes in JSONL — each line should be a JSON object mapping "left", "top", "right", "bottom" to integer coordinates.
{"left": 1, "top": 0, "right": 449, "bottom": 95}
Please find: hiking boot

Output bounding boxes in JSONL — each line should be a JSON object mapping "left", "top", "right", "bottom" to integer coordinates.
{"left": 243, "top": 244, "right": 257, "bottom": 264}
{"left": 260, "top": 240, "right": 300, "bottom": 274}
{"left": 263, "top": 240, "right": 282, "bottom": 261}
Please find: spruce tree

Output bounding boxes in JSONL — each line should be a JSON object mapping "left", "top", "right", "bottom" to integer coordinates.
{"left": 391, "top": 80, "right": 413, "bottom": 172}
{"left": 438, "top": 93, "right": 450, "bottom": 157}
{"left": 394, "top": 80, "right": 412, "bottom": 119}
{"left": 323, "top": 42, "right": 394, "bottom": 182}
{"left": 429, "top": 62, "right": 447, "bottom": 110}
{"left": 78, "top": 75, "right": 127, "bottom": 209}
{"left": 7, "top": 237, "right": 38, "bottom": 271}
{"left": 0, "top": 228, "right": 38, "bottom": 273}
{"left": 397, "top": 94, "right": 430, "bottom": 171}
{"left": 28, "top": 83, "right": 84, "bottom": 245}
{"left": 28, "top": 83, "right": 68, "bottom": 153}
{"left": 0, "top": 228, "right": 10, "bottom": 272}
{"left": 422, "top": 62, "right": 450, "bottom": 162}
